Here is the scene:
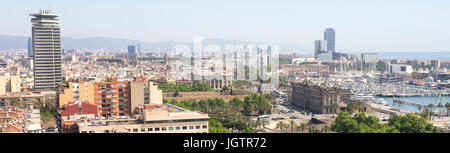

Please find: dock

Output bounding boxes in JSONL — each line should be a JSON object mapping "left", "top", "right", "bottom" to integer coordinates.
{"left": 393, "top": 99, "right": 426, "bottom": 108}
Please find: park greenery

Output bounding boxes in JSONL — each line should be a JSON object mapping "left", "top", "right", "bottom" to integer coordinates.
{"left": 158, "top": 83, "right": 212, "bottom": 92}
{"left": 279, "top": 57, "right": 291, "bottom": 65}
{"left": 208, "top": 119, "right": 230, "bottom": 133}
{"left": 242, "top": 127, "right": 258, "bottom": 133}
{"left": 164, "top": 93, "right": 272, "bottom": 133}
{"left": 331, "top": 112, "right": 439, "bottom": 133}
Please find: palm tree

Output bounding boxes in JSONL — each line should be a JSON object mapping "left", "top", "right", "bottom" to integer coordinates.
{"left": 347, "top": 103, "right": 357, "bottom": 114}
{"left": 261, "top": 119, "right": 268, "bottom": 129}
{"left": 322, "top": 125, "right": 330, "bottom": 133}
{"left": 255, "top": 119, "right": 261, "bottom": 129}
{"left": 445, "top": 102, "right": 450, "bottom": 117}
{"left": 331, "top": 103, "right": 339, "bottom": 117}
{"left": 309, "top": 126, "right": 320, "bottom": 133}
{"left": 276, "top": 121, "right": 284, "bottom": 132}
{"left": 276, "top": 121, "right": 289, "bottom": 133}
{"left": 427, "top": 104, "right": 435, "bottom": 120}
{"left": 299, "top": 123, "right": 307, "bottom": 132}
{"left": 289, "top": 120, "right": 296, "bottom": 133}
{"left": 438, "top": 103, "right": 443, "bottom": 118}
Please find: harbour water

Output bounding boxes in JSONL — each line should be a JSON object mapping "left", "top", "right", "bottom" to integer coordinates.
{"left": 375, "top": 96, "right": 450, "bottom": 112}
{"left": 378, "top": 52, "right": 450, "bottom": 60}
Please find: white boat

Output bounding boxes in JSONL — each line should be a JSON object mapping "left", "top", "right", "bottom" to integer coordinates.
{"left": 377, "top": 99, "right": 388, "bottom": 106}
{"left": 354, "top": 94, "right": 375, "bottom": 102}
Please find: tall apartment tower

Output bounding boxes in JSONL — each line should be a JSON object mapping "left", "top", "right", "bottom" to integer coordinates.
{"left": 324, "top": 28, "right": 335, "bottom": 53}
{"left": 30, "top": 10, "right": 62, "bottom": 90}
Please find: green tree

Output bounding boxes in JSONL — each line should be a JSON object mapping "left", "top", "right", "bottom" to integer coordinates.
{"left": 332, "top": 112, "right": 437, "bottom": 133}
{"left": 427, "top": 104, "right": 435, "bottom": 120}
{"left": 209, "top": 119, "right": 230, "bottom": 133}
{"left": 289, "top": 120, "right": 296, "bottom": 133}
{"left": 437, "top": 103, "right": 443, "bottom": 118}
{"left": 445, "top": 102, "right": 450, "bottom": 117}
{"left": 388, "top": 114, "right": 438, "bottom": 133}
{"left": 242, "top": 127, "right": 258, "bottom": 133}
{"left": 322, "top": 125, "right": 330, "bottom": 133}
{"left": 331, "top": 112, "right": 359, "bottom": 133}
{"left": 299, "top": 123, "right": 307, "bottom": 132}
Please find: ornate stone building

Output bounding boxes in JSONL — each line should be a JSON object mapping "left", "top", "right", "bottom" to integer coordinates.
{"left": 291, "top": 80, "right": 354, "bottom": 114}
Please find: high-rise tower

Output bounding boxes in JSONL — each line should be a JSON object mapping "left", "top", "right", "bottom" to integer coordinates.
{"left": 30, "top": 9, "right": 62, "bottom": 90}
{"left": 314, "top": 40, "right": 327, "bottom": 59}
{"left": 324, "top": 28, "right": 335, "bottom": 53}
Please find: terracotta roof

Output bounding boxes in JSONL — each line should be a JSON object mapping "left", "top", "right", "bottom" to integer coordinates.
{"left": 61, "top": 102, "right": 98, "bottom": 117}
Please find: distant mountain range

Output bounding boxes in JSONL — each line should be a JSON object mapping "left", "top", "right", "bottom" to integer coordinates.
{"left": 0, "top": 34, "right": 270, "bottom": 51}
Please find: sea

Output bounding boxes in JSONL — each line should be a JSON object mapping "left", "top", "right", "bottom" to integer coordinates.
{"left": 377, "top": 52, "right": 450, "bottom": 60}
{"left": 375, "top": 96, "right": 450, "bottom": 112}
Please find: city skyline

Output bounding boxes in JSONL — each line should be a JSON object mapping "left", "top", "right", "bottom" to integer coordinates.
{"left": 0, "top": 0, "right": 449, "bottom": 52}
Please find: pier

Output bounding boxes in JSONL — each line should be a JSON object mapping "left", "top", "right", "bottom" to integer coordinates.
{"left": 393, "top": 99, "right": 426, "bottom": 109}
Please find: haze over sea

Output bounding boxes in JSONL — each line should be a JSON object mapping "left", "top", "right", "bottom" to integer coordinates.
{"left": 378, "top": 52, "right": 450, "bottom": 60}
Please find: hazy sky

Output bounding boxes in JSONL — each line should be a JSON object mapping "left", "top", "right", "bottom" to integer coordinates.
{"left": 1, "top": 0, "right": 450, "bottom": 52}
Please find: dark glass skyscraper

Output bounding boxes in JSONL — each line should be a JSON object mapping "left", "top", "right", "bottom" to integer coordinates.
{"left": 128, "top": 45, "right": 136, "bottom": 58}
{"left": 324, "top": 28, "right": 335, "bottom": 53}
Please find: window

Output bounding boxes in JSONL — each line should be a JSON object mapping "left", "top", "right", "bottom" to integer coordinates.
{"left": 202, "top": 125, "right": 207, "bottom": 129}
{"left": 133, "top": 129, "right": 138, "bottom": 132}
{"left": 141, "top": 128, "right": 146, "bottom": 132}
{"left": 189, "top": 126, "right": 194, "bottom": 130}
{"left": 169, "top": 127, "right": 174, "bottom": 131}
{"left": 176, "top": 127, "right": 181, "bottom": 130}
{"left": 148, "top": 128, "right": 153, "bottom": 132}
{"left": 196, "top": 126, "right": 201, "bottom": 129}
{"left": 162, "top": 127, "right": 167, "bottom": 131}
{"left": 155, "top": 128, "right": 160, "bottom": 131}
{"left": 182, "top": 126, "right": 187, "bottom": 130}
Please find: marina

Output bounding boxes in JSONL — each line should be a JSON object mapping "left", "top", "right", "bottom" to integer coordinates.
{"left": 375, "top": 96, "right": 450, "bottom": 112}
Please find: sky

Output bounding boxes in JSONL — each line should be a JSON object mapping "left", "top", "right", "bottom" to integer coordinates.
{"left": 1, "top": 0, "right": 450, "bottom": 52}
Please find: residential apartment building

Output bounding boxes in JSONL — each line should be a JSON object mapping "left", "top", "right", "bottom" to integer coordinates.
{"left": 58, "top": 102, "right": 98, "bottom": 133}
{"left": 0, "top": 76, "right": 6, "bottom": 95}
{"left": 9, "top": 76, "right": 21, "bottom": 93}
{"left": 58, "top": 78, "right": 130, "bottom": 118}
{"left": 130, "top": 80, "right": 163, "bottom": 115}
{"left": 87, "top": 78, "right": 130, "bottom": 118}
{"left": 0, "top": 75, "right": 22, "bottom": 95}
{"left": 57, "top": 78, "right": 87, "bottom": 107}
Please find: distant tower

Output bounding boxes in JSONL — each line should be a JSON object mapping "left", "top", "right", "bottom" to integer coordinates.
{"left": 30, "top": 9, "right": 62, "bottom": 90}
{"left": 128, "top": 45, "right": 137, "bottom": 62}
{"left": 314, "top": 40, "right": 327, "bottom": 59}
{"left": 324, "top": 28, "right": 335, "bottom": 53}
{"left": 164, "top": 52, "right": 168, "bottom": 65}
